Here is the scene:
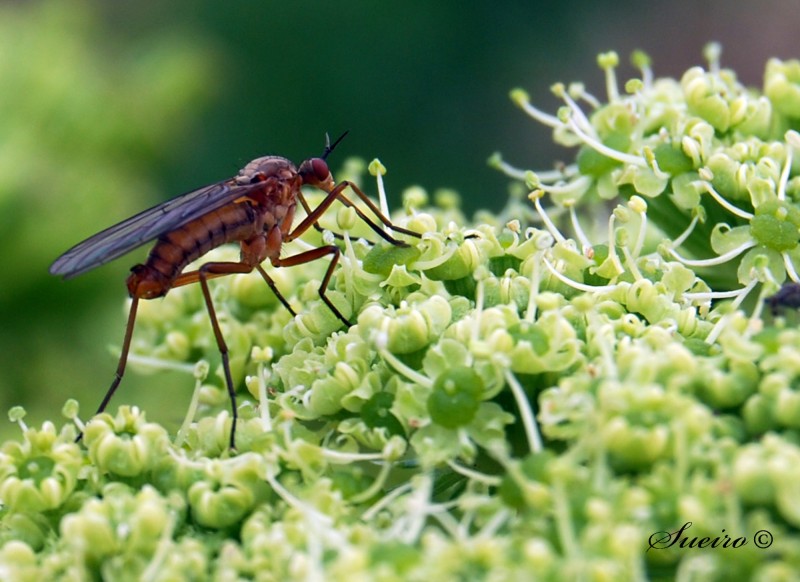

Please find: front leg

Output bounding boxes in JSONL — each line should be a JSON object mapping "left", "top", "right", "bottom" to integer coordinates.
{"left": 271, "top": 245, "right": 349, "bottom": 326}
{"left": 290, "top": 181, "right": 421, "bottom": 245}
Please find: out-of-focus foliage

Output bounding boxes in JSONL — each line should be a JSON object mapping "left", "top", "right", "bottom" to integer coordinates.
{"left": 0, "top": 1, "right": 217, "bottom": 438}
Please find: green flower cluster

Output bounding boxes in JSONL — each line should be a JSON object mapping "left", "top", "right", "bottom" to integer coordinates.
{"left": 3, "top": 46, "right": 800, "bottom": 580}
{"left": 494, "top": 44, "right": 800, "bottom": 297}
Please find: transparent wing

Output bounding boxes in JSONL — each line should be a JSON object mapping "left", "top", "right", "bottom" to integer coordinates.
{"left": 50, "top": 179, "right": 261, "bottom": 279}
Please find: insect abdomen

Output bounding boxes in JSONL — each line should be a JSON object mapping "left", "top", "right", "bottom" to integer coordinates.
{"left": 127, "top": 203, "right": 260, "bottom": 298}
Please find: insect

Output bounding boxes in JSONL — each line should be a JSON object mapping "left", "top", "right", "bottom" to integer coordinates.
{"left": 51, "top": 133, "right": 419, "bottom": 448}
{"left": 766, "top": 281, "right": 800, "bottom": 316}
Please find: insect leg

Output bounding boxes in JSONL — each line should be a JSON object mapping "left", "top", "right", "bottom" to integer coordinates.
{"left": 327, "top": 180, "right": 422, "bottom": 240}
{"left": 296, "top": 193, "right": 345, "bottom": 242}
{"left": 272, "top": 245, "right": 348, "bottom": 326}
{"left": 176, "top": 263, "right": 298, "bottom": 317}
{"left": 254, "top": 264, "right": 297, "bottom": 316}
{"left": 78, "top": 296, "right": 141, "bottom": 443}
{"left": 291, "top": 181, "right": 421, "bottom": 247}
{"left": 174, "top": 261, "right": 257, "bottom": 449}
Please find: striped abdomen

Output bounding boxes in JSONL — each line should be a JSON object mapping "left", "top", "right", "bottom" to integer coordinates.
{"left": 127, "top": 202, "right": 262, "bottom": 298}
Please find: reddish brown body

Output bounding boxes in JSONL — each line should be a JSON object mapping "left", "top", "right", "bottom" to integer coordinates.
{"left": 126, "top": 155, "right": 317, "bottom": 299}
{"left": 51, "top": 137, "right": 418, "bottom": 448}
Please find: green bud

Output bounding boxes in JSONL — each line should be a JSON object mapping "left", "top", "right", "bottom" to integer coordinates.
{"left": 706, "top": 153, "right": 748, "bottom": 201}
{"left": 423, "top": 239, "right": 483, "bottom": 281}
{"left": 428, "top": 367, "right": 485, "bottom": 429}
{"left": 60, "top": 497, "right": 117, "bottom": 561}
{"left": 597, "top": 51, "right": 619, "bottom": 69}
{"left": 188, "top": 455, "right": 269, "bottom": 529}
{"left": 617, "top": 164, "right": 669, "bottom": 197}
{"left": 402, "top": 186, "right": 428, "bottom": 211}
{"left": 336, "top": 206, "right": 357, "bottom": 231}
{"left": 187, "top": 481, "right": 252, "bottom": 529}
{"left": 682, "top": 67, "right": 731, "bottom": 132}
{"left": 8, "top": 406, "right": 26, "bottom": 424}
{"left": 630, "top": 50, "right": 652, "bottom": 70}
{"left": 362, "top": 241, "right": 421, "bottom": 276}
{"left": 0, "top": 541, "right": 37, "bottom": 579}
{"left": 434, "top": 188, "right": 461, "bottom": 210}
{"left": 368, "top": 158, "right": 387, "bottom": 176}
{"left": 733, "top": 95, "right": 772, "bottom": 137}
{"left": 750, "top": 200, "right": 800, "bottom": 251}
{"left": 0, "top": 512, "right": 51, "bottom": 551}
{"left": 307, "top": 363, "right": 361, "bottom": 416}
{"left": 625, "top": 78, "right": 644, "bottom": 94}
{"left": 775, "top": 388, "right": 800, "bottom": 428}
{"left": 653, "top": 142, "right": 694, "bottom": 175}
{"left": 0, "top": 423, "right": 82, "bottom": 512}
{"left": 509, "top": 88, "right": 530, "bottom": 107}
{"left": 61, "top": 399, "right": 80, "bottom": 420}
{"left": 764, "top": 58, "right": 800, "bottom": 118}
{"left": 84, "top": 406, "right": 169, "bottom": 477}
{"left": 359, "top": 296, "right": 452, "bottom": 354}
{"left": 733, "top": 443, "right": 774, "bottom": 504}
{"left": 603, "top": 416, "right": 669, "bottom": 470}
{"left": 508, "top": 321, "right": 549, "bottom": 355}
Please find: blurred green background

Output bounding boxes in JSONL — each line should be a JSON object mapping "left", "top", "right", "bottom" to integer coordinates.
{"left": 1, "top": 0, "right": 797, "bottom": 440}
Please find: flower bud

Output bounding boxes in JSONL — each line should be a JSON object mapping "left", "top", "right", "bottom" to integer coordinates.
{"left": 359, "top": 296, "right": 451, "bottom": 354}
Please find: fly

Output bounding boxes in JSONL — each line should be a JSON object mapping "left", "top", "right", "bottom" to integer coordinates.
{"left": 51, "top": 133, "right": 419, "bottom": 448}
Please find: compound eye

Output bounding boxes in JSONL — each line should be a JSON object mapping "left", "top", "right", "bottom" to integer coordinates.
{"left": 310, "top": 158, "right": 330, "bottom": 181}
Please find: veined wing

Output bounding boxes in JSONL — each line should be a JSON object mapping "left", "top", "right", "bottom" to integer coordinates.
{"left": 50, "top": 179, "right": 262, "bottom": 279}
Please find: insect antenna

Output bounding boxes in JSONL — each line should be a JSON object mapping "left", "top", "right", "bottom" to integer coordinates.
{"left": 322, "top": 130, "right": 350, "bottom": 160}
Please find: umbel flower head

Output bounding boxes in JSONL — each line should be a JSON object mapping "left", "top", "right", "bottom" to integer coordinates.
{"left": 493, "top": 44, "right": 800, "bottom": 307}
{"left": 3, "top": 45, "right": 800, "bottom": 580}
